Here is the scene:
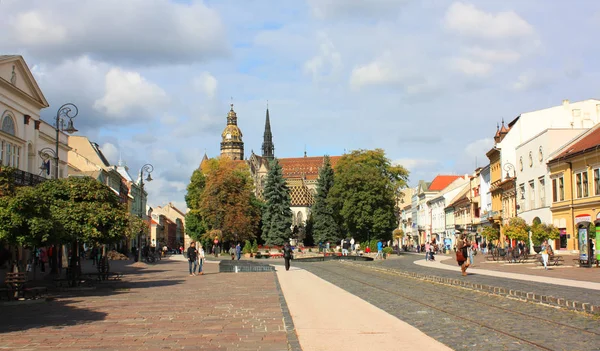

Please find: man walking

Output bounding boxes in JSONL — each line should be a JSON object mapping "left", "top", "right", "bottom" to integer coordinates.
{"left": 375, "top": 240, "right": 383, "bottom": 259}
{"left": 283, "top": 242, "right": 293, "bottom": 271}
{"left": 236, "top": 243, "right": 242, "bottom": 260}
{"left": 187, "top": 242, "right": 198, "bottom": 276}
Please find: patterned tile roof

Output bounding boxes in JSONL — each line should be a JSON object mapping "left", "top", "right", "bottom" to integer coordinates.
{"left": 550, "top": 124, "right": 600, "bottom": 161}
{"left": 428, "top": 175, "right": 462, "bottom": 191}
{"left": 279, "top": 156, "right": 341, "bottom": 179}
{"left": 286, "top": 178, "right": 315, "bottom": 207}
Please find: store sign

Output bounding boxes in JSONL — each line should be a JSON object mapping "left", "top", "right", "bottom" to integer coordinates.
{"left": 575, "top": 214, "right": 591, "bottom": 224}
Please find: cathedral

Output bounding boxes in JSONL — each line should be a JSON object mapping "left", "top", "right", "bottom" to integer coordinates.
{"left": 203, "top": 103, "right": 341, "bottom": 226}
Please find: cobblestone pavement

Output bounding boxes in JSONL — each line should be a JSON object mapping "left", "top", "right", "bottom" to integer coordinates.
{"left": 371, "top": 254, "right": 600, "bottom": 307}
{"left": 0, "top": 259, "right": 294, "bottom": 351}
{"left": 295, "top": 261, "right": 600, "bottom": 351}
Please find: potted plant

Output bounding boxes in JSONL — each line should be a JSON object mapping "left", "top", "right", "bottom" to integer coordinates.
{"left": 242, "top": 240, "right": 252, "bottom": 258}
{"left": 251, "top": 240, "right": 258, "bottom": 256}
{"left": 531, "top": 222, "right": 560, "bottom": 253}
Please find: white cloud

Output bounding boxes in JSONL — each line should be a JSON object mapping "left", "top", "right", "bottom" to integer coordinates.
{"left": 465, "top": 47, "right": 521, "bottom": 63}
{"left": 193, "top": 72, "right": 218, "bottom": 99}
{"left": 307, "top": 0, "right": 410, "bottom": 19}
{"left": 445, "top": 2, "right": 534, "bottom": 39}
{"left": 464, "top": 138, "right": 494, "bottom": 158}
{"left": 511, "top": 71, "right": 552, "bottom": 91}
{"left": 452, "top": 58, "right": 492, "bottom": 77}
{"left": 304, "top": 33, "right": 342, "bottom": 80}
{"left": 99, "top": 142, "right": 119, "bottom": 165}
{"left": 350, "top": 52, "right": 407, "bottom": 89}
{"left": 93, "top": 68, "right": 169, "bottom": 118}
{"left": 393, "top": 158, "right": 441, "bottom": 171}
{"left": 1, "top": 0, "right": 228, "bottom": 65}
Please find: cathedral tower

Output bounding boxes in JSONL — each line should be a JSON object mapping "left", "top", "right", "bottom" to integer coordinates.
{"left": 220, "top": 104, "right": 244, "bottom": 160}
{"left": 261, "top": 106, "right": 274, "bottom": 159}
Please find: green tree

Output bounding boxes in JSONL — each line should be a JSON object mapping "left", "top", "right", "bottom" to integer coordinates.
{"left": 184, "top": 210, "right": 208, "bottom": 242}
{"left": 312, "top": 155, "right": 340, "bottom": 244}
{"left": 481, "top": 226, "right": 500, "bottom": 242}
{"left": 0, "top": 167, "right": 17, "bottom": 197}
{"left": 0, "top": 185, "right": 55, "bottom": 247}
{"left": 531, "top": 222, "right": 560, "bottom": 246}
{"left": 185, "top": 168, "right": 206, "bottom": 211}
{"left": 329, "top": 149, "right": 409, "bottom": 242}
{"left": 197, "top": 158, "right": 260, "bottom": 243}
{"left": 304, "top": 213, "right": 315, "bottom": 246}
{"left": 262, "top": 158, "right": 292, "bottom": 245}
{"left": 503, "top": 217, "right": 529, "bottom": 243}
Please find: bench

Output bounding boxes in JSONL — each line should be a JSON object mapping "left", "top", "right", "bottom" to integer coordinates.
{"left": 536, "top": 254, "right": 564, "bottom": 266}
{"left": 1, "top": 272, "right": 47, "bottom": 300}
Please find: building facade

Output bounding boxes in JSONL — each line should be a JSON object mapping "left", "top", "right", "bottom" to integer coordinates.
{"left": 548, "top": 124, "right": 600, "bottom": 254}
{"left": 0, "top": 55, "right": 70, "bottom": 185}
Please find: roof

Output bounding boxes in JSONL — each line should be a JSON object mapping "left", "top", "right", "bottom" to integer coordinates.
{"left": 278, "top": 156, "right": 341, "bottom": 179}
{"left": 550, "top": 124, "right": 600, "bottom": 162}
{"left": 428, "top": 175, "right": 462, "bottom": 191}
{"left": 446, "top": 185, "right": 469, "bottom": 208}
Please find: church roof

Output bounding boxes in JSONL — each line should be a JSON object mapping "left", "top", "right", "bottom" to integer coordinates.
{"left": 287, "top": 178, "right": 315, "bottom": 206}
{"left": 279, "top": 156, "right": 341, "bottom": 180}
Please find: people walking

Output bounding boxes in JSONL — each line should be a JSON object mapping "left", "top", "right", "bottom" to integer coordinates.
{"left": 187, "top": 242, "right": 198, "bottom": 276}
{"left": 456, "top": 234, "right": 471, "bottom": 276}
{"left": 236, "top": 243, "right": 242, "bottom": 260}
{"left": 541, "top": 239, "right": 549, "bottom": 270}
{"left": 283, "top": 242, "right": 293, "bottom": 271}
{"left": 197, "top": 243, "right": 205, "bottom": 275}
{"left": 425, "top": 242, "right": 431, "bottom": 261}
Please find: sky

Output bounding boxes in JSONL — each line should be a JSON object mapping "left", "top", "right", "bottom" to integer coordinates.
{"left": 2, "top": 0, "right": 600, "bottom": 211}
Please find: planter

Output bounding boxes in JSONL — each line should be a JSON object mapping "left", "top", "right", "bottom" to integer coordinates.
{"left": 243, "top": 253, "right": 252, "bottom": 258}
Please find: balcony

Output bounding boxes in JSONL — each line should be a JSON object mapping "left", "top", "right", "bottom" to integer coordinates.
{"left": 12, "top": 169, "right": 47, "bottom": 187}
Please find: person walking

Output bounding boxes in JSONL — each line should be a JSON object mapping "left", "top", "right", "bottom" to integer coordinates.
{"left": 350, "top": 237, "right": 355, "bottom": 253}
{"left": 197, "top": 243, "right": 205, "bottom": 275}
{"left": 425, "top": 242, "right": 431, "bottom": 261}
{"left": 456, "top": 234, "right": 471, "bottom": 276}
{"left": 283, "top": 242, "right": 293, "bottom": 271}
{"left": 187, "top": 242, "right": 198, "bottom": 276}
{"left": 235, "top": 243, "right": 242, "bottom": 260}
{"left": 375, "top": 240, "right": 383, "bottom": 259}
{"left": 540, "top": 239, "right": 549, "bottom": 270}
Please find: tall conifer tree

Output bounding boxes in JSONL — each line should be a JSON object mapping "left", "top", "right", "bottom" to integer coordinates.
{"left": 262, "top": 158, "right": 292, "bottom": 245}
{"left": 312, "top": 156, "right": 339, "bottom": 244}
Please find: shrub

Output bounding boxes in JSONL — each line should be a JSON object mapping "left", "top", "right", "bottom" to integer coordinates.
{"left": 251, "top": 240, "right": 258, "bottom": 253}
{"left": 481, "top": 226, "right": 500, "bottom": 242}
{"left": 383, "top": 247, "right": 393, "bottom": 255}
{"left": 242, "top": 240, "right": 252, "bottom": 254}
{"left": 308, "top": 248, "right": 312, "bottom": 252}
{"left": 503, "top": 217, "right": 529, "bottom": 242}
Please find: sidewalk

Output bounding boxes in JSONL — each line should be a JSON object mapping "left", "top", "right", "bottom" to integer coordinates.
{"left": 275, "top": 265, "right": 451, "bottom": 351}
{"left": 415, "top": 254, "right": 600, "bottom": 291}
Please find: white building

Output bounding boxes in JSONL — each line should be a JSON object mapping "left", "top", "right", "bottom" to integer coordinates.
{"left": 428, "top": 176, "right": 469, "bottom": 242}
{"left": 515, "top": 128, "right": 587, "bottom": 229}
{"left": 497, "top": 99, "right": 600, "bottom": 179}
{"left": 0, "top": 55, "right": 71, "bottom": 182}
{"left": 479, "top": 165, "right": 492, "bottom": 225}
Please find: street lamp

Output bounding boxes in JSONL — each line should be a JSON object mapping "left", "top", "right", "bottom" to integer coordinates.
{"left": 51, "top": 104, "right": 79, "bottom": 179}
{"left": 137, "top": 163, "right": 154, "bottom": 263}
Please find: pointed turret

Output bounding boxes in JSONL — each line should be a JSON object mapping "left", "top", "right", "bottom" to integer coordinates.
{"left": 494, "top": 123, "right": 501, "bottom": 144}
{"left": 261, "top": 105, "right": 274, "bottom": 159}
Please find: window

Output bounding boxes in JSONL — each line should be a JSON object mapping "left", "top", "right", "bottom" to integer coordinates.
{"left": 529, "top": 181, "right": 535, "bottom": 209}
{"left": 519, "top": 183, "right": 525, "bottom": 209}
{"left": 575, "top": 171, "right": 589, "bottom": 198}
{"left": 1, "top": 114, "right": 16, "bottom": 135}
{"left": 552, "top": 179, "right": 557, "bottom": 202}
{"left": 595, "top": 168, "right": 600, "bottom": 196}
{"left": 559, "top": 177, "right": 564, "bottom": 201}
{"left": 539, "top": 177, "right": 545, "bottom": 207}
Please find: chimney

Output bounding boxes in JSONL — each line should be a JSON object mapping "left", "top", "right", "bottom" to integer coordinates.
{"left": 562, "top": 99, "right": 569, "bottom": 108}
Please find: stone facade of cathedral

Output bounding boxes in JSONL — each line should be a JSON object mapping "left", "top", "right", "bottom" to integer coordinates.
{"left": 210, "top": 104, "right": 341, "bottom": 226}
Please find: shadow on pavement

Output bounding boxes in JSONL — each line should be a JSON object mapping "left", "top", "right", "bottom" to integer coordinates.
{"left": 0, "top": 298, "right": 107, "bottom": 333}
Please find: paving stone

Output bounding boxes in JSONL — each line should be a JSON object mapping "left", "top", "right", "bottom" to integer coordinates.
{"left": 0, "top": 258, "right": 296, "bottom": 351}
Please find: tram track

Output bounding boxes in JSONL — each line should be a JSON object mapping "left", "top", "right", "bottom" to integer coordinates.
{"left": 299, "top": 262, "right": 600, "bottom": 351}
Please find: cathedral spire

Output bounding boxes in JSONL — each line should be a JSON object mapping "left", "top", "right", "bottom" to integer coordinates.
{"left": 262, "top": 103, "right": 274, "bottom": 159}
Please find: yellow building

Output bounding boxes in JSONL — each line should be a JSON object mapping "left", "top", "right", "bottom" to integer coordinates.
{"left": 548, "top": 125, "right": 600, "bottom": 260}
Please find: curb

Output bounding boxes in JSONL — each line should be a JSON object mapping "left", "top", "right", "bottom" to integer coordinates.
{"left": 345, "top": 262, "right": 600, "bottom": 316}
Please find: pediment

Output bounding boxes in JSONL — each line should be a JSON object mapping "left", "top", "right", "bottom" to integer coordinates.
{"left": 0, "top": 56, "right": 49, "bottom": 108}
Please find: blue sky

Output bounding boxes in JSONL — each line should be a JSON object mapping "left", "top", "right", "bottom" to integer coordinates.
{"left": 2, "top": 0, "right": 600, "bottom": 210}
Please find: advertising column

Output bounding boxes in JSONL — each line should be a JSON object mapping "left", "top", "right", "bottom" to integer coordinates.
{"left": 575, "top": 214, "right": 591, "bottom": 266}
{"left": 596, "top": 213, "right": 600, "bottom": 263}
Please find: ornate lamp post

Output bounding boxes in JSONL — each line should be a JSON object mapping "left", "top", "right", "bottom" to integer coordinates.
{"left": 49, "top": 104, "right": 78, "bottom": 179}
{"left": 138, "top": 163, "right": 153, "bottom": 263}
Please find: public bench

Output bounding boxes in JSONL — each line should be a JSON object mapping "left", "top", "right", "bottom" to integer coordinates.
{"left": 536, "top": 254, "right": 564, "bottom": 266}
{"left": 0, "top": 272, "right": 47, "bottom": 300}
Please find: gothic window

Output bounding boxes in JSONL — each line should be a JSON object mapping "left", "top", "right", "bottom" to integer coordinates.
{"left": 1, "top": 113, "right": 16, "bottom": 135}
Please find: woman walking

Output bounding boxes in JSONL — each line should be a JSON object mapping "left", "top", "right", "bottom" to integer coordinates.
{"left": 197, "top": 243, "right": 205, "bottom": 275}
{"left": 540, "top": 239, "right": 549, "bottom": 270}
{"left": 456, "top": 234, "right": 471, "bottom": 276}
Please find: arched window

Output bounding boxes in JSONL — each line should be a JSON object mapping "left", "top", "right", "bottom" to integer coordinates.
{"left": 297, "top": 211, "right": 304, "bottom": 225}
{"left": 1, "top": 112, "right": 16, "bottom": 135}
